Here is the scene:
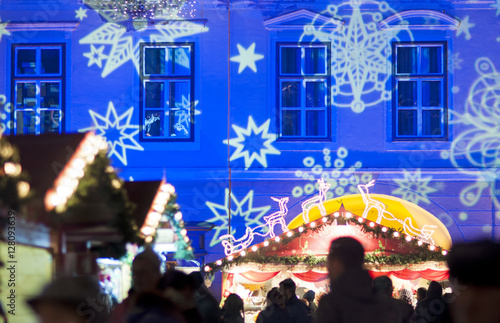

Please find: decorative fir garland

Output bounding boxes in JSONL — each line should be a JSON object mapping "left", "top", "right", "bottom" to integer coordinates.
{"left": 205, "top": 209, "right": 447, "bottom": 274}
{"left": 0, "top": 135, "right": 31, "bottom": 211}
{"left": 53, "top": 151, "right": 143, "bottom": 259}
{"left": 161, "top": 189, "right": 194, "bottom": 260}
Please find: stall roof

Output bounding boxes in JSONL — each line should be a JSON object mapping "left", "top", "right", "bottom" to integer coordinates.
{"left": 8, "top": 133, "right": 87, "bottom": 197}
{"left": 205, "top": 205, "right": 448, "bottom": 274}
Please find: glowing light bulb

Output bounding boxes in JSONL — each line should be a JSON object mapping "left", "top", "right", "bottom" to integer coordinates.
{"left": 310, "top": 222, "right": 316, "bottom": 228}
{"left": 442, "top": 250, "right": 447, "bottom": 256}
{"left": 334, "top": 212, "right": 340, "bottom": 218}
{"left": 405, "top": 235, "right": 412, "bottom": 241}
{"left": 381, "top": 227, "right": 387, "bottom": 232}
{"left": 322, "top": 217, "right": 328, "bottom": 223}
{"left": 369, "top": 222, "right": 375, "bottom": 227}
{"left": 216, "top": 260, "right": 222, "bottom": 265}
{"left": 204, "top": 266, "right": 210, "bottom": 272}
{"left": 393, "top": 232, "right": 400, "bottom": 237}
{"left": 287, "top": 231, "right": 293, "bottom": 237}
{"left": 358, "top": 217, "right": 364, "bottom": 223}
{"left": 263, "top": 241, "right": 269, "bottom": 247}
{"left": 298, "top": 227, "right": 304, "bottom": 233}
{"left": 275, "top": 236, "right": 280, "bottom": 242}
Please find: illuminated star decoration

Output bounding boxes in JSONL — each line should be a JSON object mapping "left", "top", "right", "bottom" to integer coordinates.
{"left": 230, "top": 43, "right": 264, "bottom": 73}
{"left": 83, "top": 45, "right": 108, "bottom": 68}
{"left": 79, "top": 102, "right": 144, "bottom": 166}
{"left": 0, "top": 18, "right": 11, "bottom": 42}
{"left": 206, "top": 189, "right": 271, "bottom": 247}
{"left": 392, "top": 169, "right": 437, "bottom": 205}
{"left": 456, "top": 16, "right": 474, "bottom": 40}
{"left": 223, "top": 116, "right": 281, "bottom": 169}
{"left": 75, "top": 7, "right": 88, "bottom": 21}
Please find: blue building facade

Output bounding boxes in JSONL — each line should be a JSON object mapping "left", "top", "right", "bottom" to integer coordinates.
{"left": 1, "top": 0, "right": 499, "bottom": 274}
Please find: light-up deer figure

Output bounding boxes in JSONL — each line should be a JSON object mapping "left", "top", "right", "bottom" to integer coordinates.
{"left": 219, "top": 196, "right": 290, "bottom": 255}
{"left": 220, "top": 227, "right": 254, "bottom": 255}
{"left": 357, "top": 180, "right": 436, "bottom": 245}
{"left": 301, "top": 179, "right": 331, "bottom": 224}
{"left": 358, "top": 180, "right": 386, "bottom": 223}
{"left": 264, "top": 197, "right": 289, "bottom": 238}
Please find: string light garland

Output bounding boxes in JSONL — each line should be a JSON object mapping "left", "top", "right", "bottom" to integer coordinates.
{"left": 84, "top": 0, "right": 198, "bottom": 24}
{"left": 205, "top": 206, "right": 447, "bottom": 275}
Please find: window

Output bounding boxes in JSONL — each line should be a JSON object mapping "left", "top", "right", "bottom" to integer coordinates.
{"left": 140, "top": 43, "right": 194, "bottom": 141}
{"left": 13, "top": 45, "right": 64, "bottom": 134}
{"left": 393, "top": 42, "right": 447, "bottom": 140}
{"left": 278, "top": 44, "right": 330, "bottom": 139}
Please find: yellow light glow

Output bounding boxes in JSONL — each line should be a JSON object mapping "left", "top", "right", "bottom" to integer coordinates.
{"left": 16, "top": 181, "right": 30, "bottom": 198}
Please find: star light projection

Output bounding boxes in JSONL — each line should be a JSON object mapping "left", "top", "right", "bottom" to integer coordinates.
{"left": 79, "top": 22, "right": 207, "bottom": 77}
{"left": 300, "top": 0, "right": 413, "bottom": 113}
{"left": 0, "top": 18, "right": 10, "bottom": 42}
{"left": 444, "top": 57, "right": 500, "bottom": 209}
{"left": 456, "top": 16, "right": 474, "bottom": 40}
{"left": 79, "top": 102, "right": 144, "bottom": 166}
{"left": 392, "top": 169, "right": 437, "bottom": 206}
{"left": 83, "top": 45, "right": 108, "bottom": 68}
{"left": 230, "top": 43, "right": 264, "bottom": 73}
{"left": 206, "top": 189, "right": 271, "bottom": 247}
{"left": 223, "top": 116, "right": 281, "bottom": 169}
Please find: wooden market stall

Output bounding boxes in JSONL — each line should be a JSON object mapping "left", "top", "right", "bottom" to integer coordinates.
{"left": 205, "top": 200, "right": 451, "bottom": 310}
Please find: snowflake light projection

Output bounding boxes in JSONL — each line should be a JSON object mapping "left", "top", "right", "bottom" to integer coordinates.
{"left": 292, "top": 147, "right": 372, "bottom": 200}
{"left": 79, "top": 101, "right": 144, "bottom": 166}
{"left": 299, "top": 0, "right": 413, "bottom": 113}
{"left": 206, "top": 189, "right": 271, "bottom": 247}
{"left": 392, "top": 169, "right": 437, "bottom": 205}
{"left": 443, "top": 57, "right": 500, "bottom": 208}
{"left": 0, "top": 95, "right": 12, "bottom": 134}
{"left": 79, "top": 22, "right": 207, "bottom": 78}
{"left": 223, "top": 116, "right": 281, "bottom": 169}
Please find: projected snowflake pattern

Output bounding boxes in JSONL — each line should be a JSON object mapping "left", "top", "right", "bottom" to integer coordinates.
{"left": 0, "top": 95, "right": 12, "bottom": 134}
{"left": 79, "top": 22, "right": 207, "bottom": 78}
{"left": 444, "top": 57, "right": 500, "bottom": 207}
{"left": 206, "top": 189, "right": 271, "bottom": 247}
{"left": 75, "top": 7, "right": 88, "bottom": 21}
{"left": 292, "top": 147, "right": 372, "bottom": 199}
{"left": 392, "top": 169, "right": 437, "bottom": 205}
{"left": 300, "top": 0, "right": 413, "bottom": 113}
{"left": 223, "top": 116, "right": 281, "bottom": 169}
{"left": 79, "top": 102, "right": 144, "bottom": 166}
